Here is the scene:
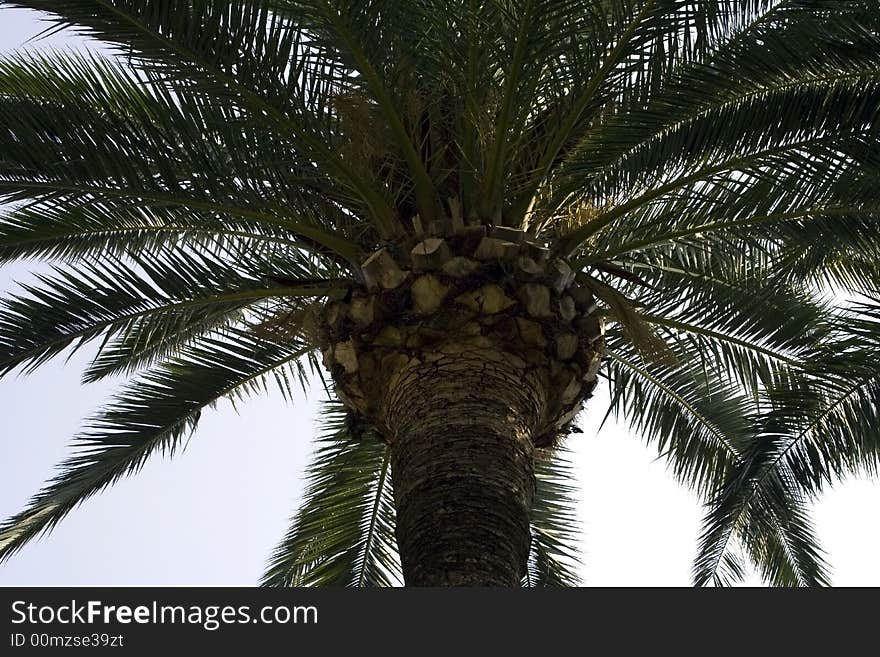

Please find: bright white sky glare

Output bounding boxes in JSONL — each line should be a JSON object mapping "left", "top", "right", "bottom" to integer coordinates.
{"left": 0, "top": 7, "right": 878, "bottom": 587}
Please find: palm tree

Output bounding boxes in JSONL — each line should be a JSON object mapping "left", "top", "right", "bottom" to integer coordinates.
{"left": 1, "top": 0, "right": 879, "bottom": 587}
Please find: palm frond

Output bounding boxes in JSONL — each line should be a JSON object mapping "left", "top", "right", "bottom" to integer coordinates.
{"left": 524, "top": 444, "right": 582, "bottom": 587}
{"left": 694, "top": 300, "right": 880, "bottom": 586}
{"left": 0, "top": 49, "right": 362, "bottom": 262}
{"left": 561, "top": 2, "right": 880, "bottom": 203}
{"left": 0, "top": 0, "right": 400, "bottom": 232}
{"left": 696, "top": 457, "right": 832, "bottom": 587}
{"left": 603, "top": 342, "right": 750, "bottom": 497}
{"left": 261, "top": 400, "right": 402, "bottom": 587}
{"left": 0, "top": 202, "right": 306, "bottom": 264}
{"left": 616, "top": 248, "right": 838, "bottom": 394}
{"left": 0, "top": 246, "right": 343, "bottom": 378}
{"left": 557, "top": 2, "right": 880, "bottom": 253}
{"left": 0, "top": 329, "right": 313, "bottom": 562}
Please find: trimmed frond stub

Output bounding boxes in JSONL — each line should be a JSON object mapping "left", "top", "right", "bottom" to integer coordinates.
{"left": 317, "top": 227, "right": 605, "bottom": 449}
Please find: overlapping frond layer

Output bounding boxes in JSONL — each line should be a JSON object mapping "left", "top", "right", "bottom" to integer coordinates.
{"left": 0, "top": 0, "right": 878, "bottom": 587}
{"left": 694, "top": 301, "right": 880, "bottom": 586}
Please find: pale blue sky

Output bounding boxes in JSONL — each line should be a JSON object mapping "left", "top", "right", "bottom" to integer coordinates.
{"left": 0, "top": 6, "right": 877, "bottom": 586}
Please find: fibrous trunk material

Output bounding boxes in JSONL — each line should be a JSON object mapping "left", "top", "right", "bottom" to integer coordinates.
{"left": 317, "top": 225, "right": 604, "bottom": 585}
{"left": 386, "top": 347, "right": 544, "bottom": 585}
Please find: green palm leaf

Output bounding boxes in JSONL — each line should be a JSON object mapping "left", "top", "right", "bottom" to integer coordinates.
{"left": 261, "top": 400, "right": 402, "bottom": 587}
{"left": 694, "top": 300, "right": 880, "bottom": 586}
{"left": 0, "top": 246, "right": 342, "bottom": 377}
{"left": 0, "top": 329, "right": 313, "bottom": 562}
{"left": 525, "top": 445, "right": 582, "bottom": 587}
{"left": 0, "top": 50, "right": 361, "bottom": 261}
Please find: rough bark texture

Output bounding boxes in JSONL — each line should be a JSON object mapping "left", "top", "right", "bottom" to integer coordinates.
{"left": 314, "top": 225, "right": 605, "bottom": 586}
{"left": 385, "top": 349, "right": 544, "bottom": 586}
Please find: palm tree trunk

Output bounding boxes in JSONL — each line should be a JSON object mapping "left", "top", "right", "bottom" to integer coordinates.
{"left": 320, "top": 245, "right": 604, "bottom": 585}
{"left": 383, "top": 349, "right": 546, "bottom": 586}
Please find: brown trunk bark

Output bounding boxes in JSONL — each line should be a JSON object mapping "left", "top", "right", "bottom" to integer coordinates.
{"left": 383, "top": 348, "right": 546, "bottom": 586}
{"left": 319, "top": 238, "right": 605, "bottom": 586}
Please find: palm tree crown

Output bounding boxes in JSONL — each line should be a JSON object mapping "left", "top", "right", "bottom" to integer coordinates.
{"left": 1, "top": 0, "right": 879, "bottom": 586}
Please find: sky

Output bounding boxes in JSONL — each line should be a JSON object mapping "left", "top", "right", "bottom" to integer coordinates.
{"left": 0, "top": 6, "right": 878, "bottom": 587}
